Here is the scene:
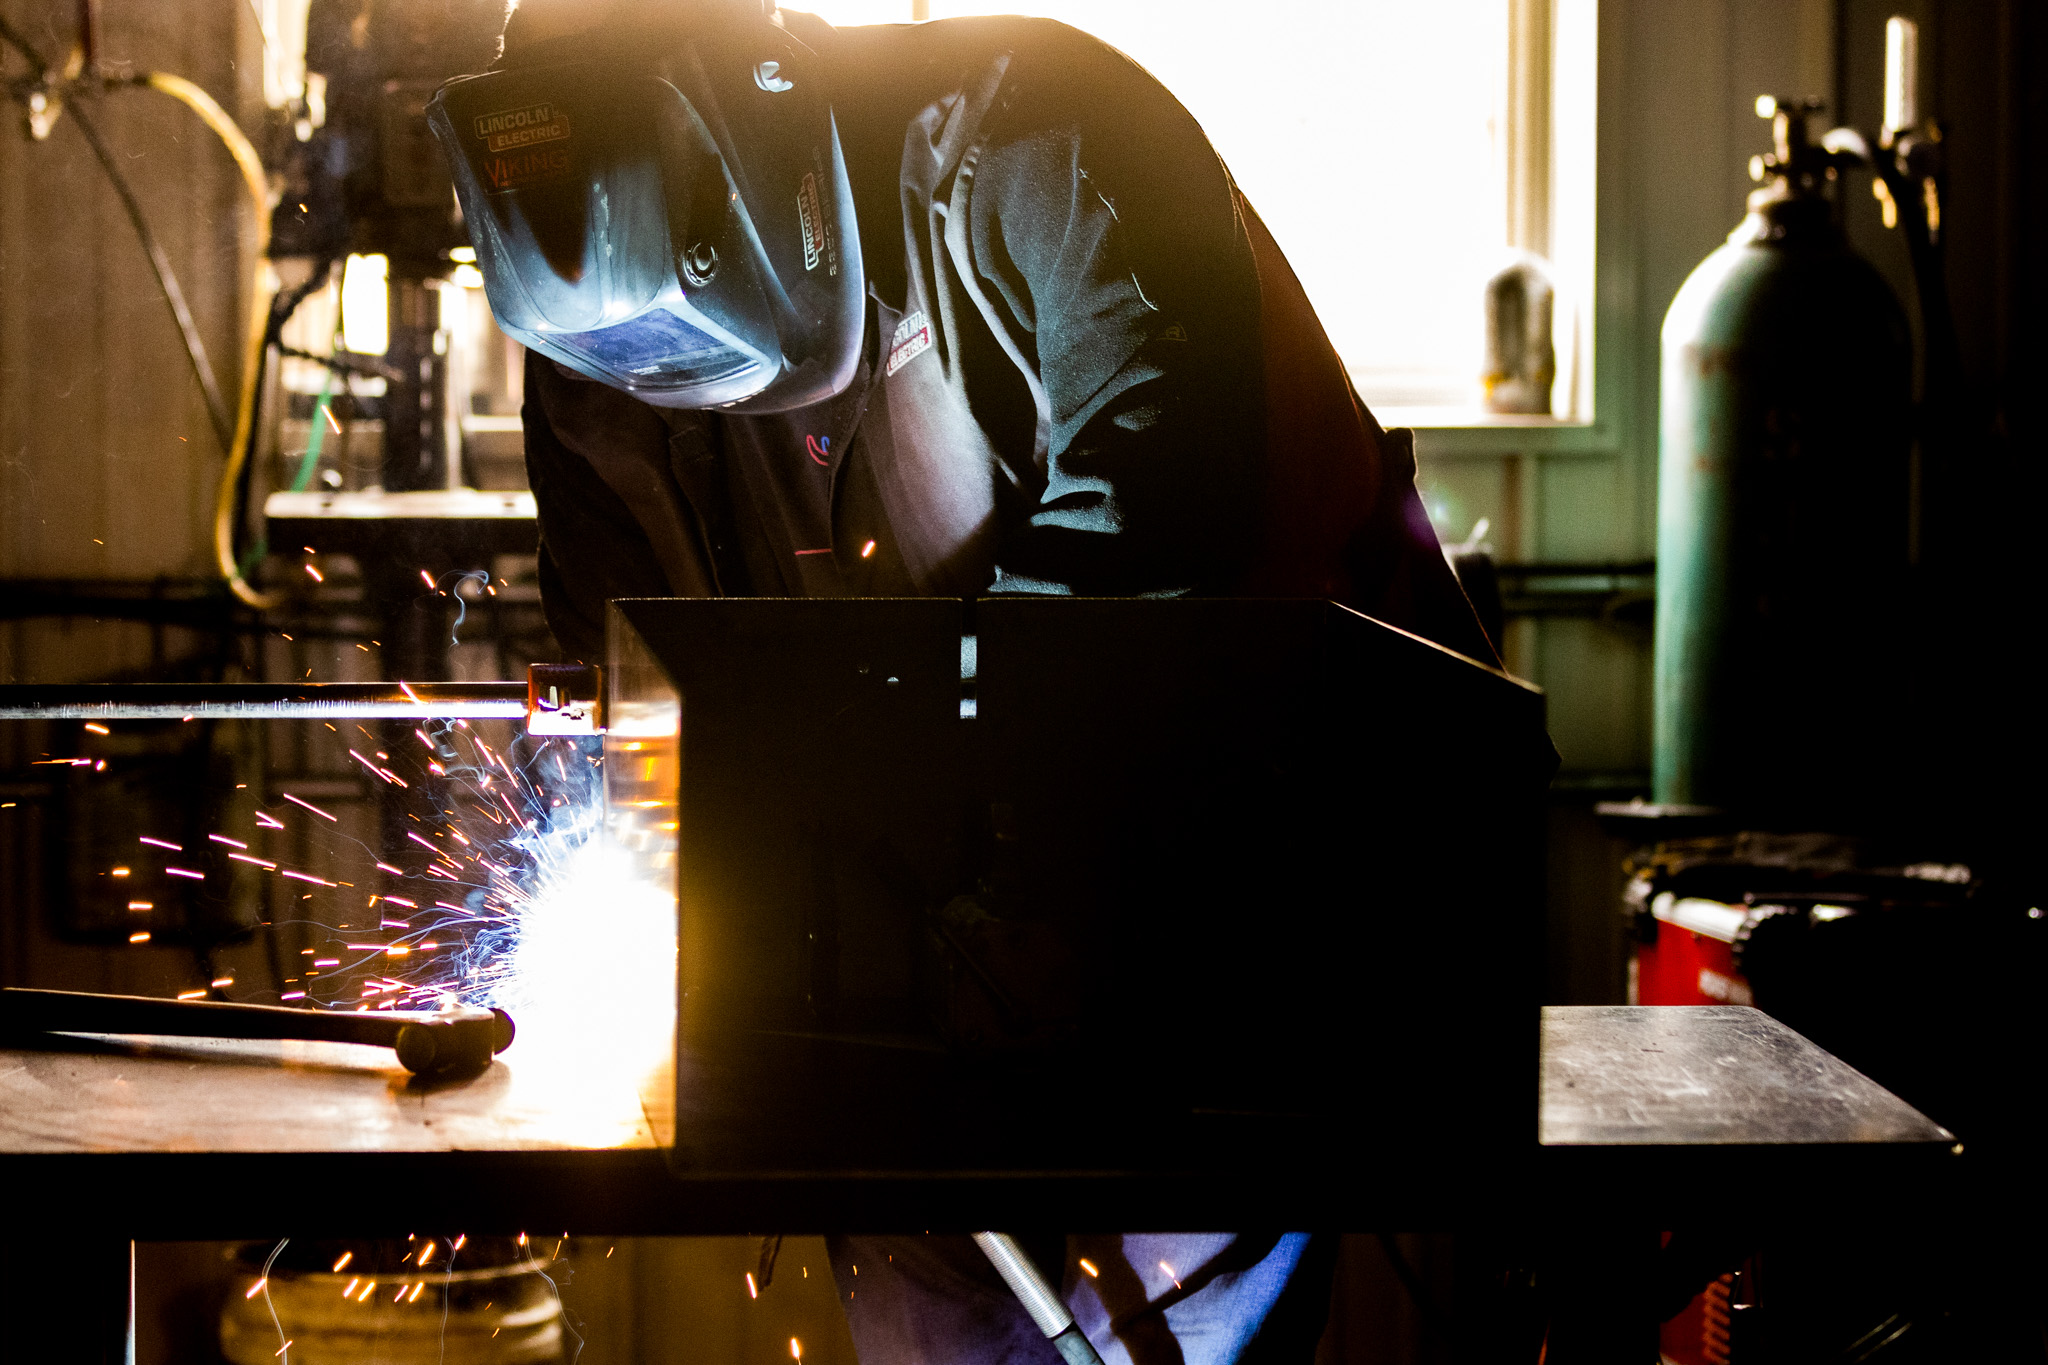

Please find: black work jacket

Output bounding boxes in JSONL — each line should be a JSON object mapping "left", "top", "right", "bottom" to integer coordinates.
{"left": 522, "top": 15, "right": 1493, "bottom": 665}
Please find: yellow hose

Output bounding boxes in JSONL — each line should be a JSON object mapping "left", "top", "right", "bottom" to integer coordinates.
{"left": 142, "top": 71, "right": 281, "bottom": 609}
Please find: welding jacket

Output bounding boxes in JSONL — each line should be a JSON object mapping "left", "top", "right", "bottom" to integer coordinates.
{"left": 521, "top": 14, "right": 1494, "bottom": 665}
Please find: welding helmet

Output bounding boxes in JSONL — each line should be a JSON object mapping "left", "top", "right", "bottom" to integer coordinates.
{"left": 427, "top": 4, "right": 863, "bottom": 411}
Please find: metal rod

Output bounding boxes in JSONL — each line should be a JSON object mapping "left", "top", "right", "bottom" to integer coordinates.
{"left": 0, "top": 681, "right": 528, "bottom": 721}
{"left": 973, "top": 1233, "right": 1107, "bottom": 1365}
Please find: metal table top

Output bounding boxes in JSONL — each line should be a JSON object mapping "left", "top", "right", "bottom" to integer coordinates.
{"left": 1539, "top": 1005, "right": 1954, "bottom": 1146}
{"left": 0, "top": 1007, "right": 1962, "bottom": 1235}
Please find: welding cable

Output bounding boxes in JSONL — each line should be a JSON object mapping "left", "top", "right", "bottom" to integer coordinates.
{"left": 42, "top": 100, "right": 237, "bottom": 449}
{"left": 973, "top": 1234, "right": 1107, "bottom": 1365}
{"left": 234, "top": 260, "right": 340, "bottom": 572}
{"left": 1, "top": 19, "right": 239, "bottom": 451}
{"left": 258, "top": 1237, "right": 291, "bottom": 1363}
{"left": 2, "top": 13, "right": 281, "bottom": 606}
{"left": 130, "top": 70, "right": 282, "bottom": 609}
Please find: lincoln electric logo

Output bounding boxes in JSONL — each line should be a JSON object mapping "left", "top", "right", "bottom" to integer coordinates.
{"left": 474, "top": 102, "right": 573, "bottom": 193}
{"left": 474, "top": 102, "right": 571, "bottom": 152}
{"left": 797, "top": 172, "right": 824, "bottom": 272}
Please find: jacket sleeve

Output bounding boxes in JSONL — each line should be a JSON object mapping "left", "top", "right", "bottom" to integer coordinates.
{"left": 522, "top": 353, "right": 676, "bottom": 661}
{"left": 962, "top": 114, "right": 1265, "bottom": 598}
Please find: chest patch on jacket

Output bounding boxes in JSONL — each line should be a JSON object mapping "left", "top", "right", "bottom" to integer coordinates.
{"left": 886, "top": 309, "right": 933, "bottom": 377}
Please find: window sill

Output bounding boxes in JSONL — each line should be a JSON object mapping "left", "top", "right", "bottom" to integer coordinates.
{"left": 1371, "top": 406, "right": 1590, "bottom": 430}
{"left": 1370, "top": 408, "right": 1618, "bottom": 459}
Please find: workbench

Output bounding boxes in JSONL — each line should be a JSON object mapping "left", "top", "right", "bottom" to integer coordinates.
{"left": 1, "top": 1005, "right": 1957, "bottom": 1238}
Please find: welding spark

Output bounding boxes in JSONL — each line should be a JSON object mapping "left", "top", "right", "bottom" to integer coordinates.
{"left": 1079, "top": 1259, "right": 1099, "bottom": 1277}
{"left": 305, "top": 564, "right": 324, "bottom": 582}
{"left": 129, "top": 931, "right": 150, "bottom": 944}
{"left": 111, "top": 867, "right": 130, "bottom": 877}
{"left": 281, "top": 991, "right": 305, "bottom": 1001}
{"left": 746, "top": 1273, "right": 759, "bottom": 1299}
{"left": 210, "top": 834, "right": 249, "bottom": 848}
{"left": 376, "top": 862, "right": 404, "bottom": 876}
{"left": 84, "top": 722, "right": 109, "bottom": 735}
{"left": 1159, "top": 1261, "right": 1180, "bottom": 1288}
{"left": 281, "top": 870, "right": 334, "bottom": 886}
{"left": 792, "top": 1339, "right": 804, "bottom": 1360}
{"left": 139, "top": 837, "right": 182, "bottom": 851}
{"left": 128, "top": 901, "right": 151, "bottom": 911}
{"left": 256, "top": 812, "right": 285, "bottom": 830}
{"left": 177, "top": 989, "right": 206, "bottom": 1000}
{"left": 332, "top": 1251, "right": 353, "bottom": 1273}
{"left": 166, "top": 867, "right": 204, "bottom": 880}
{"left": 244, "top": 1278, "right": 267, "bottom": 1299}
{"left": 230, "top": 854, "right": 278, "bottom": 869}
{"left": 281, "top": 792, "right": 337, "bottom": 822}
{"left": 383, "top": 896, "right": 417, "bottom": 908}
{"left": 358, "top": 1281, "right": 376, "bottom": 1302}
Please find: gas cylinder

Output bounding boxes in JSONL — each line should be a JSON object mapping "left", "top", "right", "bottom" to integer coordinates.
{"left": 1653, "top": 98, "right": 1912, "bottom": 827}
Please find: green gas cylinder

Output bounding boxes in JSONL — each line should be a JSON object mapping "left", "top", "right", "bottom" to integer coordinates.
{"left": 1653, "top": 98, "right": 1912, "bottom": 826}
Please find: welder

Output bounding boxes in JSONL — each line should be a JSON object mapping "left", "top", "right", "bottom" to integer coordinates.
{"left": 433, "top": 1, "right": 1489, "bottom": 1359}
{"left": 436, "top": 0, "right": 1491, "bottom": 664}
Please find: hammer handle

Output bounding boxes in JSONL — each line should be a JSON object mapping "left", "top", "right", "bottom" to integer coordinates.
{"left": 1, "top": 987, "right": 418, "bottom": 1048}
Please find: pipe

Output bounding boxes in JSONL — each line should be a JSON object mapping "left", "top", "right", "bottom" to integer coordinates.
{"left": 0, "top": 682, "right": 528, "bottom": 722}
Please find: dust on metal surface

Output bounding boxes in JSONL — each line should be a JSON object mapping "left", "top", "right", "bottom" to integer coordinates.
{"left": 1539, "top": 1005, "right": 1953, "bottom": 1147}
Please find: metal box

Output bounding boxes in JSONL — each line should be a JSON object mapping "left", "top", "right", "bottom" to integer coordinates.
{"left": 605, "top": 598, "right": 1552, "bottom": 1188}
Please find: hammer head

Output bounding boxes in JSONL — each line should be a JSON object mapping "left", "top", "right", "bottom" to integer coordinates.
{"left": 393, "top": 1003, "right": 516, "bottom": 1076}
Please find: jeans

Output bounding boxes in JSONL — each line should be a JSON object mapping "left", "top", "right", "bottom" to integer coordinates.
{"left": 826, "top": 1234, "right": 1332, "bottom": 1365}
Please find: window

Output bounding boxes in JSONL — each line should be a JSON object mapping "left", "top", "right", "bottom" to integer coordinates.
{"left": 796, "top": 0, "right": 1596, "bottom": 424}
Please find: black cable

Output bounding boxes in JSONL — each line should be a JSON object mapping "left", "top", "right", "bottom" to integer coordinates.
{"left": 1, "top": 17, "right": 234, "bottom": 451}
{"left": 65, "top": 102, "right": 237, "bottom": 451}
{"left": 277, "top": 343, "right": 404, "bottom": 383}
{"left": 265, "top": 261, "right": 337, "bottom": 350}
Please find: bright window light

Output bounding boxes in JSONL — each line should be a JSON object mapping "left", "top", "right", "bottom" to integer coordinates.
{"left": 340, "top": 253, "right": 390, "bottom": 357}
{"left": 790, "top": 0, "right": 1593, "bottom": 420}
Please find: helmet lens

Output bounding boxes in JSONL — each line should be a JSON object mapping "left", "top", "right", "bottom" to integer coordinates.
{"left": 553, "top": 308, "right": 758, "bottom": 384}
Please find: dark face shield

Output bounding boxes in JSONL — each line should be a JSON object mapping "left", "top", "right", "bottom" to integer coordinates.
{"left": 428, "top": 21, "right": 863, "bottom": 411}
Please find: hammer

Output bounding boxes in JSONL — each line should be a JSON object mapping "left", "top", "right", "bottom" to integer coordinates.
{"left": 0, "top": 987, "right": 514, "bottom": 1077}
